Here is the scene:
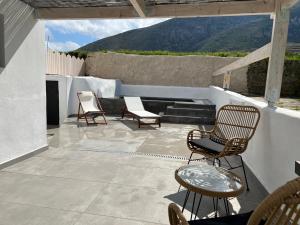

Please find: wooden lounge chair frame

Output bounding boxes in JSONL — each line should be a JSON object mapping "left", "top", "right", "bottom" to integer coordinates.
{"left": 121, "top": 97, "right": 161, "bottom": 128}
{"left": 77, "top": 91, "right": 107, "bottom": 126}
{"left": 187, "top": 105, "right": 260, "bottom": 191}
{"left": 169, "top": 177, "right": 300, "bottom": 225}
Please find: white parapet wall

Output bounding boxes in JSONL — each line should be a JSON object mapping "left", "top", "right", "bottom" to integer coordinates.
{"left": 209, "top": 86, "right": 299, "bottom": 192}
{"left": 120, "top": 84, "right": 211, "bottom": 99}
{"left": 46, "top": 75, "right": 121, "bottom": 118}
{"left": 0, "top": 21, "right": 47, "bottom": 165}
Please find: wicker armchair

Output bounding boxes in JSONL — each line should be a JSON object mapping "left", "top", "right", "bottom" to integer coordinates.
{"left": 187, "top": 105, "right": 260, "bottom": 190}
{"left": 169, "top": 177, "right": 300, "bottom": 225}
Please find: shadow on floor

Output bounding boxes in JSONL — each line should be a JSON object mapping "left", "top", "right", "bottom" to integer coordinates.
{"left": 120, "top": 119, "right": 158, "bottom": 131}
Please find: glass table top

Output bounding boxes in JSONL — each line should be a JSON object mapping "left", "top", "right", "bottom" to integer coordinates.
{"left": 175, "top": 163, "right": 244, "bottom": 197}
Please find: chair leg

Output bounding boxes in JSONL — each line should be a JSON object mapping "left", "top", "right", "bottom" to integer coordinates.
{"left": 239, "top": 155, "right": 250, "bottom": 191}
{"left": 216, "top": 158, "right": 221, "bottom": 167}
{"left": 187, "top": 152, "right": 194, "bottom": 165}
{"left": 77, "top": 104, "right": 81, "bottom": 121}
{"left": 84, "top": 114, "right": 89, "bottom": 126}
{"left": 121, "top": 107, "right": 126, "bottom": 119}
{"left": 102, "top": 114, "right": 107, "bottom": 125}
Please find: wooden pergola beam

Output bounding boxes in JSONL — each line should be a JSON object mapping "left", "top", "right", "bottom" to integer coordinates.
{"left": 213, "top": 43, "right": 271, "bottom": 76}
{"left": 36, "top": 0, "right": 277, "bottom": 19}
{"left": 264, "top": 7, "right": 290, "bottom": 106}
{"left": 129, "top": 0, "right": 146, "bottom": 17}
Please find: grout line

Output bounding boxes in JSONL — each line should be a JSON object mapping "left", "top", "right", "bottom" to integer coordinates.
{"left": 77, "top": 211, "right": 169, "bottom": 225}
{"left": 0, "top": 170, "right": 180, "bottom": 193}
{"left": 1, "top": 189, "right": 169, "bottom": 225}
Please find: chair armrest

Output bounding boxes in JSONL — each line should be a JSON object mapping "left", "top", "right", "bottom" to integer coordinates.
{"left": 168, "top": 203, "right": 189, "bottom": 225}
{"left": 222, "top": 137, "right": 249, "bottom": 155}
{"left": 187, "top": 129, "right": 211, "bottom": 141}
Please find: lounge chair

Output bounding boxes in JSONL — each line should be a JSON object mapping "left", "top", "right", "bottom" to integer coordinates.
{"left": 169, "top": 177, "right": 300, "bottom": 225}
{"left": 122, "top": 97, "right": 161, "bottom": 128}
{"left": 77, "top": 91, "right": 107, "bottom": 125}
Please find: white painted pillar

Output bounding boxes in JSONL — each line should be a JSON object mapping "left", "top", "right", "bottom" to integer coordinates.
{"left": 264, "top": 7, "right": 290, "bottom": 107}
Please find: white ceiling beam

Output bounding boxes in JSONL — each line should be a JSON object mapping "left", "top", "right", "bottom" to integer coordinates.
{"left": 213, "top": 43, "right": 272, "bottom": 76}
{"left": 129, "top": 0, "right": 146, "bottom": 17}
{"left": 36, "top": 0, "right": 276, "bottom": 19}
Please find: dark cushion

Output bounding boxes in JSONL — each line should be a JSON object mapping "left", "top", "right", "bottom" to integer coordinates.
{"left": 189, "top": 138, "right": 225, "bottom": 154}
{"left": 188, "top": 211, "right": 252, "bottom": 225}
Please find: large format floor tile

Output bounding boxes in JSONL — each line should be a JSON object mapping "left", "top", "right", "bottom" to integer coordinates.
{"left": 74, "top": 213, "right": 164, "bottom": 225}
{"left": 0, "top": 171, "right": 105, "bottom": 212}
{"left": 0, "top": 202, "right": 80, "bottom": 225}
{"left": 86, "top": 183, "right": 181, "bottom": 224}
{"left": 0, "top": 118, "right": 267, "bottom": 224}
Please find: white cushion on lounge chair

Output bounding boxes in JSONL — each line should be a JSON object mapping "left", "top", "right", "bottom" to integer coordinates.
{"left": 124, "top": 97, "right": 160, "bottom": 118}
{"left": 78, "top": 91, "right": 101, "bottom": 113}
{"left": 130, "top": 110, "right": 160, "bottom": 118}
{"left": 124, "top": 97, "right": 145, "bottom": 111}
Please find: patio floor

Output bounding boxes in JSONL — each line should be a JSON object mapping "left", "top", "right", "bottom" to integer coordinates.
{"left": 0, "top": 117, "right": 268, "bottom": 225}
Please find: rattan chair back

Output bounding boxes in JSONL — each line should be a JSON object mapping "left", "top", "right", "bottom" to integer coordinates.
{"left": 247, "top": 177, "right": 300, "bottom": 225}
{"left": 210, "top": 105, "right": 260, "bottom": 145}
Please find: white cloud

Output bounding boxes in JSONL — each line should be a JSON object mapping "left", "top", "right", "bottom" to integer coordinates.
{"left": 48, "top": 41, "right": 81, "bottom": 52}
{"left": 45, "top": 18, "right": 169, "bottom": 40}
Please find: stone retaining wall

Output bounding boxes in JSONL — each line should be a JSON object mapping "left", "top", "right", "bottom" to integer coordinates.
{"left": 85, "top": 52, "right": 248, "bottom": 94}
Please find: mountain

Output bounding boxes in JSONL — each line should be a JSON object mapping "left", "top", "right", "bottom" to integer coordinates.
{"left": 79, "top": 3, "right": 300, "bottom": 52}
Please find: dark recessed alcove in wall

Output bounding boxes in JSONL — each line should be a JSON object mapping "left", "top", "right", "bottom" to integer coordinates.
{"left": 46, "top": 80, "right": 59, "bottom": 125}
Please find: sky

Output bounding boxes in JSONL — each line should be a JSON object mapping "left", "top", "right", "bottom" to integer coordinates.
{"left": 45, "top": 19, "right": 169, "bottom": 52}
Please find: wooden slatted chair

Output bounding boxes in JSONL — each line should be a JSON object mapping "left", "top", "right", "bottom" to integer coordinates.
{"left": 77, "top": 91, "right": 107, "bottom": 125}
{"left": 187, "top": 105, "right": 260, "bottom": 190}
{"left": 169, "top": 177, "right": 300, "bottom": 225}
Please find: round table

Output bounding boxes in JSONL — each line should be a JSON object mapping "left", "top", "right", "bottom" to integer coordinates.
{"left": 175, "top": 163, "right": 244, "bottom": 219}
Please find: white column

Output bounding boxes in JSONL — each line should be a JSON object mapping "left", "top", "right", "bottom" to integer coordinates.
{"left": 264, "top": 7, "right": 290, "bottom": 107}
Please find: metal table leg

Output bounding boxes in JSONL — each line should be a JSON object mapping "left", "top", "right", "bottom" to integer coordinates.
{"left": 182, "top": 190, "right": 190, "bottom": 212}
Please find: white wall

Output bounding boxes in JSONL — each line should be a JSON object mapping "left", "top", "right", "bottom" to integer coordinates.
{"left": 0, "top": 22, "right": 47, "bottom": 164}
{"left": 46, "top": 76, "right": 120, "bottom": 116}
{"left": 120, "top": 84, "right": 211, "bottom": 99}
{"left": 209, "top": 86, "right": 299, "bottom": 192}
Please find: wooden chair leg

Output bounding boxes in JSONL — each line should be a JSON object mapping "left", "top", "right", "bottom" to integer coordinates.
{"left": 102, "top": 114, "right": 107, "bottom": 125}
{"left": 77, "top": 104, "right": 81, "bottom": 121}
{"left": 84, "top": 114, "right": 89, "bottom": 126}
{"left": 121, "top": 107, "right": 126, "bottom": 119}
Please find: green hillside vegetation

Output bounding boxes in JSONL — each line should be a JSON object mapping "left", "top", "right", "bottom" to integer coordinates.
{"left": 68, "top": 49, "right": 300, "bottom": 61}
